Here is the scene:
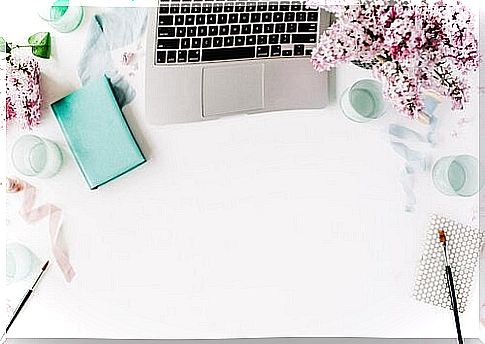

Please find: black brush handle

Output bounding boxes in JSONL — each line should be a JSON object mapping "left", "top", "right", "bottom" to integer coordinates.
{"left": 6, "top": 289, "right": 32, "bottom": 333}
{"left": 446, "top": 265, "right": 463, "bottom": 344}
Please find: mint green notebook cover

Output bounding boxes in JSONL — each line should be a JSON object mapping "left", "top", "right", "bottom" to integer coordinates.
{"left": 51, "top": 76, "right": 146, "bottom": 189}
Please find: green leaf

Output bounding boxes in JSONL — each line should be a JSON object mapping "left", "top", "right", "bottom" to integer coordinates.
{"left": 28, "top": 32, "right": 51, "bottom": 59}
{"left": 0, "top": 38, "right": 11, "bottom": 60}
{"left": 0, "top": 37, "right": 5, "bottom": 53}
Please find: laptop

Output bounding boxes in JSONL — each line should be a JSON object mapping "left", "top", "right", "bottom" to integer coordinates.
{"left": 145, "top": 0, "right": 330, "bottom": 125}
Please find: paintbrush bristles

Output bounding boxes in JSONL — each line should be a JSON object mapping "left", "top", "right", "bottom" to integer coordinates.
{"left": 438, "top": 229, "right": 447, "bottom": 243}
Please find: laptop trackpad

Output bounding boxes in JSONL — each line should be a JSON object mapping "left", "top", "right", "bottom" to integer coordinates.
{"left": 202, "top": 64, "right": 264, "bottom": 117}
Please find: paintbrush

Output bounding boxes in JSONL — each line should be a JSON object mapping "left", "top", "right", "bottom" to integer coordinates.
{"left": 1, "top": 260, "right": 50, "bottom": 342}
{"left": 438, "top": 229, "right": 463, "bottom": 344}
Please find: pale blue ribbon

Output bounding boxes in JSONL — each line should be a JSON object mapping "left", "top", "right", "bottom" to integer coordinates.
{"left": 78, "top": 8, "right": 148, "bottom": 108}
{"left": 390, "top": 140, "right": 428, "bottom": 212}
{"left": 389, "top": 95, "right": 440, "bottom": 212}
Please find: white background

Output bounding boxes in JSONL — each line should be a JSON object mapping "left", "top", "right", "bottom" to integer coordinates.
{"left": 1, "top": 0, "right": 484, "bottom": 342}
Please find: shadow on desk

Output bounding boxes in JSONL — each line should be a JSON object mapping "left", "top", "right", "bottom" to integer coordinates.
{"left": 9, "top": 338, "right": 483, "bottom": 344}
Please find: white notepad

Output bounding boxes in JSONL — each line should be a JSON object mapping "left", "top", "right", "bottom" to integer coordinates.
{"left": 414, "top": 214, "right": 482, "bottom": 312}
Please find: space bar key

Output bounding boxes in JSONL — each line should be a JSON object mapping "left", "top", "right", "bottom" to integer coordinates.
{"left": 202, "top": 47, "right": 256, "bottom": 62}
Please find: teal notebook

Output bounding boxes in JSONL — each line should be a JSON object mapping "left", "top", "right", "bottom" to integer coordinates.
{"left": 51, "top": 76, "right": 146, "bottom": 189}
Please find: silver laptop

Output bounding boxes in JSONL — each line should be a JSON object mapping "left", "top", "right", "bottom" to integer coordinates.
{"left": 145, "top": 0, "right": 329, "bottom": 125}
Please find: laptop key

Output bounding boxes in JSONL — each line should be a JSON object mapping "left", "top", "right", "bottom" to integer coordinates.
{"left": 209, "top": 26, "right": 218, "bottom": 36}
{"left": 269, "top": 34, "right": 279, "bottom": 44}
{"left": 159, "top": 6, "right": 169, "bottom": 14}
{"left": 159, "top": 15, "right": 173, "bottom": 25}
{"left": 231, "top": 25, "right": 240, "bottom": 35}
{"left": 256, "top": 46, "right": 270, "bottom": 57}
{"left": 253, "top": 24, "right": 263, "bottom": 34}
{"left": 284, "top": 12, "right": 295, "bottom": 22}
{"left": 175, "top": 15, "right": 184, "bottom": 25}
{"left": 241, "top": 24, "right": 251, "bottom": 34}
{"left": 229, "top": 13, "right": 238, "bottom": 23}
{"left": 271, "top": 45, "right": 281, "bottom": 56}
{"left": 202, "top": 4, "right": 212, "bottom": 13}
{"left": 192, "top": 38, "right": 201, "bottom": 48}
{"left": 262, "top": 13, "right": 272, "bottom": 22}
{"left": 158, "top": 39, "right": 180, "bottom": 49}
{"left": 296, "top": 12, "right": 306, "bottom": 21}
{"left": 279, "top": 3, "right": 290, "bottom": 11}
{"left": 235, "top": 36, "right": 245, "bottom": 46}
{"left": 188, "top": 50, "right": 201, "bottom": 62}
{"left": 298, "top": 23, "right": 317, "bottom": 32}
{"left": 158, "top": 27, "right": 175, "bottom": 37}
{"left": 196, "top": 15, "right": 205, "bottom": 24}
{"left": 176, "top": 27, "right": 186, "bottom": 37}
{"left": 220, "top": 25, "right": 230, "bottom": 35}
{"left": 294, "top": 44, "right": 304, "bottom": 55}
{"left": 198, "top": 26, "right": 208, "bottom": 36}
{"left": 264, "top": 24, "right": 274, "bottom": 33}
{"left": 202, "top": 47, "right": 256, "bottom": 61}
{"left": 178, "top": 50, "right": 187, "bottom": 62}
{"left": 207, "top": 14, "right": 217, "bottom": 24}
{"left": 218, "top": 14, "right": 228, "bottom": 24}
{"left": 268, "top": 2, "right": 278, "bottom": 11}
{"left": 246, "top": 2, "right": 256, "bottom": 11}
{"left": 181, "top": 38, "right": 190, "bottom": 49}
{"left": 185, "top": 15, "right": 195, "bottom": 25}
{"left": 282, "top": 49, "right": 292, "bottom": 56}
{"left": 240, "top": 13, "right": 249, "bottom": 23}
{"left": 292, "top": 34, "right": 317, "bottom": 44}
{"left": 250, "top": 13, "right": 261, "bottom": 22}
{"left": 307, "top": 11, "right": 318, "bottom": 21}
{"left": 280, "top": 34, "right": 290, "bottom": 44}
{"left": 181, "top": 5, "right": 191, "bottom": 14}
{"left": 257, "top": 35, "right": 267, "bottom": 45}
{"left": 273, "top": 12, "right": 283, "bottom": 22}
{"left": 257, "top": 3, "right": 267, "bottom": 11}
{"left": 275, "top": 23, "right": 285, "bottom": 33}
{"left": 246, "top": 35, "right": 256, "bottom": 45}
{"left": 213, "top": 37, "right": 223, "bottom": 47}
{"left": 187, "top": 27, "right": 197, "bottom": 37}
{"left": 157, "top": 50, "right": 166, "bottom": 63}
{"left": 167, "top": 50, "right": 177, "bottom": 63}
{"left": 305, "top": 49, "right": 313, "bottom": 56}
{"left": 224, "top": 36, "right": 234, "bottom": 46}
{"left": 203, "top": 37, "right": 212, "bottom": 48}
{"left": 287, "top": 23, "right": 297, "bottom": 32}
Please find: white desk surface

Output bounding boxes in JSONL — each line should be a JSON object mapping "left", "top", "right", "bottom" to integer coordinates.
{"left": 3, "top": 4, "right": 481, "bottom": 340}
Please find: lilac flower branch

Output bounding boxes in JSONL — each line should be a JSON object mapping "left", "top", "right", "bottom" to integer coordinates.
{"left": 307, "top": 0, "right": 479, "bottom": 119}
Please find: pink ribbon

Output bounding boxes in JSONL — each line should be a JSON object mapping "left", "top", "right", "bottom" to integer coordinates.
{"left": 10, "top": 179, "right": 75, "bottom": 282}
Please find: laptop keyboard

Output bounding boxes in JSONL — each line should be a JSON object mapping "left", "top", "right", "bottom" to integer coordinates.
{"left": 155, "top": 0, "right": 319, "bottom": 64}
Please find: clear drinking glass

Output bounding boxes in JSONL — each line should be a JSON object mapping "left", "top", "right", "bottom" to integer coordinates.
{"left": 11, "top": 135, "right": 63, "bottom": 178}
{"left": 37, "top": 0, "right": 84, "bottom": 33}
{"left": 340, "top": 79, "right": 387, "bottom": 123}
{"left": 6, "top": 243, "right": 38, "bottom": 284}
{"left": 432, "top": 155, "right": 483, "bottom": 197}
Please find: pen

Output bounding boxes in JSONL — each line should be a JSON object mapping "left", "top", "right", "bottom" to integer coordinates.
{"left": 1, "top": 260, "right": 50, "bottom": 341}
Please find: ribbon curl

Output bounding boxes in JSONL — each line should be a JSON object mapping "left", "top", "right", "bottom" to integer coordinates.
{"left": 8, "top": 178, "right": 75, "bottom": 282}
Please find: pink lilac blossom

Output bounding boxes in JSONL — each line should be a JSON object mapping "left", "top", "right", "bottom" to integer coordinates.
{"left": 308, "top": 0, "right": 479, "bottom": 119}
{"left": 4, "top": 56, "right": 42, "bottom": 129}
